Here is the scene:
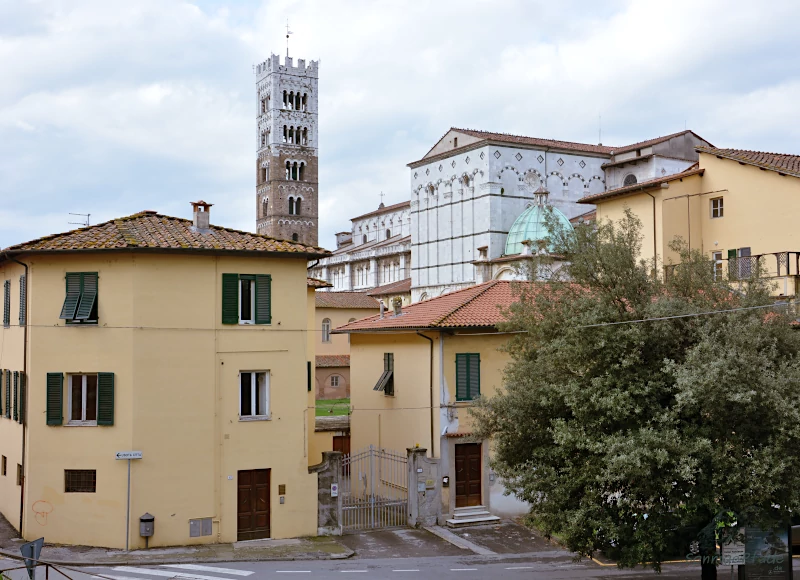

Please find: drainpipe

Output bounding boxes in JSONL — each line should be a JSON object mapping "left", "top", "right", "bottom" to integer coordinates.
{"left": 3, "top": 252, "right": 28, "bottom": 537}
{"left": 643, "top": 192, "right": 658, "bottom": 269}
{"left": 416, "top": 332, "right": 435, "bottom": 456}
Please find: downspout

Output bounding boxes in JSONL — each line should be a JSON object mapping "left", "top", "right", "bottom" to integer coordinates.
{"left": 4, "top": 252, "right": 28, "bottom": 537}
{"left": 643, "top": 192, "right": 658, "bottom": 269}
{"left": 416, "top": 332, "right": 435, "bottom": 456}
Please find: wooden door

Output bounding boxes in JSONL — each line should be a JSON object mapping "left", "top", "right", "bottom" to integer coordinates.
{"left": 454, "top": 443, "right": 482, "bottom": 508}
{"left": 237, "top": 469, "right": 270, "bottom": 540}
{"left": 333, "top": 435, "right": 351, "bottom": 456}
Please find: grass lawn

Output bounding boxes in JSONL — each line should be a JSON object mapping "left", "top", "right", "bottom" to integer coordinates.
{"left": 316, "top": 398, "right": 351, "bottom": 417}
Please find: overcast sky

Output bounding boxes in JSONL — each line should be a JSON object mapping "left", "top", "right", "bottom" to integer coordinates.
{"left": 1, "top": 0, "right": 799, "bottom": 250}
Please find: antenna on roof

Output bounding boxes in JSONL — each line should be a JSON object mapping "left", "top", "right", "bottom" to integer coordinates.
{"left": 598, "top": 114, "right": 602, "bottom": 146}
{"left": 68, "top": 213, "right": 90, "bottom": 227}
{"left": 286, "top": 19, "right": 293, "bottom": 58}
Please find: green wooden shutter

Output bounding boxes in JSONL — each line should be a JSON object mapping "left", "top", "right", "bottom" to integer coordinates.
{"left": 12, "top": 371, "right": 18, "bottom": 422}
{"left": 59, "top": 273, "right": 82, "bottom": 320}
{"left": 456, "top": 355, "right": 468, "bottom": 401}
{"left": 255, "top": 274, "right": 272, "bottom": 324}
{"left": 221, "top": 274, "right": 239, "bottom": 324}
{"left": 0, "top": 370, "right": 5, "bottom": 417}
{"left": 4, "top": 370, "right": 10, "bottom": 418}
{"left": 46, "top": 372, "right": 63, "bottom": 425}
{"left": 468, "top": 354, "right": 481, "bottom": 399}
{"left": 19, "top": 275, "right": 26, "bottom": 326}
{"left": 18, "top": 372, "right": 25, "bottom": 424}
{"left": 97, "top": 372, "right": 115, "bottom": 426}
{"left": 3, "top": 280, "right": 9, "bottom": 328}
{"left": 74, "top": 272, "right": 98, "bottom": 320}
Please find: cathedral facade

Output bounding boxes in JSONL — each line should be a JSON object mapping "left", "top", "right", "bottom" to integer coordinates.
{"left": 255, "top": 54, "right": 319, "bottom": 246}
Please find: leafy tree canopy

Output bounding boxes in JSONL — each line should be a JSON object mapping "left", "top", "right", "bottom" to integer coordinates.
{"left": 472, "top": 209, "right": 800, "bottom": 570}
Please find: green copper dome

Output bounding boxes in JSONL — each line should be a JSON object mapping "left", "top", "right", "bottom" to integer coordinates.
{"left": 504, "top": 195, "right": 573, "bottom": 255}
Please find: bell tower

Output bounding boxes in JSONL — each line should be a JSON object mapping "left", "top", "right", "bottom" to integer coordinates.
{"left": 255, "top": 54, "right": 319, "bottom": 246}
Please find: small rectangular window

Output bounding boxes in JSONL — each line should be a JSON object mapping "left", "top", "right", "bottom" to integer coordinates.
{"left": 64, "top": 469, "right": 96, "bottom": 493}
{"left": 453, "top": 137, "right": 458, "bottom": 148}
{"left": 711, "top": 197, "right": 724, "bottom": 219}
{"left": 331, "top": 375, "right": 339, "bottom": 387}
{"left": 712, "top": 251, "right": 723, "bottom": 281}
{"left": 1, "top": 456, "right": 6, "bottom": 476}
{"left": 373, "top": 353, "right": 394, "bottom": 396}
{"left": 68, "top": 374, "right": 98, "bottom": 425}
{"left": 239, "top": 371, "right": 270, "bottom": 419}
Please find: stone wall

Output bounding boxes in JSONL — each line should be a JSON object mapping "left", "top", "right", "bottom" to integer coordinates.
{"left": 308, "top": 451, "right": 343, "bottom": 535}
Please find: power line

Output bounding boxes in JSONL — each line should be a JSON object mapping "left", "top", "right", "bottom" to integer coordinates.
{"left": 578, "top": 301, "right": 789, "bottom": 329}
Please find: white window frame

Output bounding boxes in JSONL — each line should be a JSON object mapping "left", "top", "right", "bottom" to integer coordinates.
{"left": 330, "top": 375, "right": 340, "bottom": 387}
{"left": 322, "top": 318, "right": 331, "bottom": 343}
{"left": 238, "top": 279, "right": 255, "bottom": 325}
{"left": 67, "top": 374, "right": 98, "bottom": 426}
{"left": 239, "top": 371, "right": 270, "bottom": 421}
{"left": 712, "top": 251, "right": 723, "bottom": 281}
{"left": 711, "top": 197, "right": 724, "bottom": 219}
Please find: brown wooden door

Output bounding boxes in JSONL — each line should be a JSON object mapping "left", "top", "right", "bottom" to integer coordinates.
{"left": 455, "top": 443, "right": 482, "bottom": 508}
{"left": 333, "top": 435, "right": 350, "bottom": 456}
{"left": 237, "top": 469, "right": 270, "bottom": 540}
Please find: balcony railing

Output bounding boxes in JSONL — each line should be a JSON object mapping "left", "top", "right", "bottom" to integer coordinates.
{"left": 665, "top": 251, "right": 800, "bottom": 283}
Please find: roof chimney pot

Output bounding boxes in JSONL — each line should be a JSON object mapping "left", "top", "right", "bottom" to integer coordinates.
{"left": 190, "top": 200, "right": 213, "bottom": 231}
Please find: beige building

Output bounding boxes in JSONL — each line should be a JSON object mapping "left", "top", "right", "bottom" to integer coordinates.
{"left": 336, "top": 281, "right": 528, "bottom": 522}
{"left": 0, "top": 202, "right": 329, "bottom": 549}
{"left": 579, "top": 147, "right": 800, "bottom": 294}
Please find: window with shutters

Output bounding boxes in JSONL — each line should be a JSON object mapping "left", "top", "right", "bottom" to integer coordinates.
{"left": 239, "top": 371, "right": 270, "bottom": 420}
{"left": 19, "top": 275, "right": 26, "bottom": 326}
{"left": 3, "top": 280, "right": 9, "bottom": 328}
{"left": 222, "top": 274, "right": 271, "bottom": 325}
{"left": 373, "top": 353, "right": 394, "bottom": 396}
{"left": 59, "top": 272, "right": 98, "bottom": 324}
{"left": 46, "top": 372, "right": 114, "bottom": 427}
{"left": 455, "top": 353, "right": 481, "bottom": 401}
{"left": 4, "top": 370, "right": 10, "bottom": 419}
{"left": 65, "top": 469, "right": 96, "bottom": 493}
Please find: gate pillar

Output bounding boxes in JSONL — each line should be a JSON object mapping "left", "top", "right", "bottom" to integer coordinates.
{"left": 407, "top": 447, "right": 441, "bottom": 527}
{"left": 309, "top": 451, "right": 343, "bottom": 535}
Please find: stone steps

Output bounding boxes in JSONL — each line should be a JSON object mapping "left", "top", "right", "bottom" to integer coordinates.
{"left": 446, "top": 506, "right": 501, "bottom": 527}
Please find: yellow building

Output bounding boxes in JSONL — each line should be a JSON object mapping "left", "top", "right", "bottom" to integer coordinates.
{"left": 0, "top": 202, "right": 329, "bottom": 549}
{"left": 336, "top": 281, "right": 529, "bottom": 522}
{"left": 579, "top": 147, "right": 800, "bottom": 294}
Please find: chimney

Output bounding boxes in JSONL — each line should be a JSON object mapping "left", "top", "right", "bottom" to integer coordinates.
{"left": 392, "top": 297, "right": 402, "bottom": 316}
{"left": 379, "top": 300, "right": 385, "bottom": 319}
{"left": 190, "top": 200, "right": 213, "bottom": 231}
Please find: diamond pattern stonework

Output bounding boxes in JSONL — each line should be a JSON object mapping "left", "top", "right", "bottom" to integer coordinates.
{"left": 465, "top": 156, "right": 470, "bottom": 164}
{"left": 494, "top": 151, "right": 501, "bottom": 159}
{"left": 579, "top": 160, "right": 586, "bottom": 169}
{"left": 480, "top": 151, "right": 485, "bottom": 160}
{"left": 537, "top": 155, "right": 544, "bottom": 163}
{"left": 515, "top": 152, "right": 523, "bottom": 161}
{"left": 557, "top": 158, "right": 564, "bottom": 166}
{"left": 451, "top": 160, "right": 456, "bottom": 168}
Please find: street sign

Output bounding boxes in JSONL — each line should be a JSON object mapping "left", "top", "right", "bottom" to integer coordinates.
{"left": 331, "top": 483, "right": 339, "bottom": 498}
{"left": 721, "top": 539, "right": 746, "bottom": 566}
{"left": 20, "top": 537, "right": 44, "bottom": 580}
{"left": 115, "top": 451, "right": 142, "bottom": 460}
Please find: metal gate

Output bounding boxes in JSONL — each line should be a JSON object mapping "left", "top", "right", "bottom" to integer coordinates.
{"left": 341, "top": 445, "right": 408, "bottom": 531}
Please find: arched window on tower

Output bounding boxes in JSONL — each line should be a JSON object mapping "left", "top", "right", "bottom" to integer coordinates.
{"left": 623, "top": 174, "right": 637, "bottom": 186}
{"left": 285, "top": 161, "right": 290, "bottom": 180}
{"left": 288, "top": 126, "right": 295, "bottom": 144}
{"left": 363, "top": 234, "right": 367, "bottom": 244}
{"left": 302, "top": 128, "right": 308, "bottom": 145}
{"left": 283, "top": 126, "right": 288, "bottom": 143}
{"left": 386, "top": 229, "right": 391, "bottom": 239}
{"left": 291, "top": 162, "right": 298, "bottom": 180}
{"left": 295, "top": 198, "right": 302, "bottom": 215}
{"left": 288, "top": 197, "right": 295, "bottom": 215}
{"left": 261, "top": 197, "right": 269, "bottom": 216}
{"left": 302, "top": 93, "right": 308, "bottom": 111}
{"left": 298, "top": 163, "right": 305, "bottom": 181}
{"left": 292, "top": 233, "right": 299, "bottom": 242}
{"left": 295, "top": 92, "right": 301, "bottom": 110}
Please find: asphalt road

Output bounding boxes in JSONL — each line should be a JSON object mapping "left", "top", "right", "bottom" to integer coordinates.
{"left": 0, "top": 556, "right": 704, "bottom": 580}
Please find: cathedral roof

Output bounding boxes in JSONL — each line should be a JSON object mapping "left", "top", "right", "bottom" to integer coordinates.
{"left": 504, "top": 201, "right": 572, "bottom": 256}
{"left": 350, "top": 201, "right": 410, "bottom": 221}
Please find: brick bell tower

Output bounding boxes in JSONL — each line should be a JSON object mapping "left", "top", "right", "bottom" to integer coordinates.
{"left": 255, "top": 54, "right": 319, "bottom": 246}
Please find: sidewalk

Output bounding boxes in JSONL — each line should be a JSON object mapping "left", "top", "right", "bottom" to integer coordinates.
{"left": 0, "top": 515, "right": 352, "bottom": 566}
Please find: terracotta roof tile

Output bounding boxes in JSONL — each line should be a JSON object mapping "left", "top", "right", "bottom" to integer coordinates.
{"left": 5, "top": 211, "right": 330, "bottom": 257}
{"left": 335, "top": 281, "right": 526, "bottom": 332}
{"left": 577, "top": 166, "right": 705, "bottom": 204}
{"left": 366, "top": 278, "right": 412, "bottom": 296}
{"left": 307, "top": 277, "right": 333, "bottom": 288}
{"left": 697, "top": 147, "right": 800, "bottom": 178}
{"left": 316, "top": 354, "right": 350, "bottom": 368}
{"left": 612, "top": 130, "right": 710, "bottom": 154}
{"left": 315, "top": 292, "right": 380, "bottom": 309}
{"left": 451, "top": 128, "right": 614, "bottom": 155}
{"left": 570, "top": 209, "right": 596, "bottom": 224}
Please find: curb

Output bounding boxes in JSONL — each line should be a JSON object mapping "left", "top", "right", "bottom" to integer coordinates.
{"left": 0, "top": 547, "right": 355, "bottom": 568}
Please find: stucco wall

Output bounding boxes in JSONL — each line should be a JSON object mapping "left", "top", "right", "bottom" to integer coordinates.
{"left": 316, "top": 306, "right": 377, "bottom": 356}
{"left": 15, "top": 252, "right": 316, "bottom": 548}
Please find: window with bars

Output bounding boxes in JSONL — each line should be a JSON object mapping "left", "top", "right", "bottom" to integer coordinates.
{"left": 221, "top": 274, "right": 271, "bottom": 325}
{"left": 65, "top": 469, "right": 96, "bottom": 493}
{"left": 239, "top": 371, "right": 270, "bottom": 419}
{"left": 373, "top": 353, "right": 394, "bottom": 396}
{"left": 711, "top": 197, "right": 724, "bottom": 218}
{"left": 59, "top": 272, "right": 98, "bottom": 324}
{"left": 456, "top": 353, "right": 481, "bottom": 401}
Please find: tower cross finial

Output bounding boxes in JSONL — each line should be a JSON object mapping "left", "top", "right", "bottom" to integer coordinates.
{"left": 286, "top": 19, "right": 293, "bottom": 58}
{"left": 380, "top": 191, "right": 385, "bottom": 204}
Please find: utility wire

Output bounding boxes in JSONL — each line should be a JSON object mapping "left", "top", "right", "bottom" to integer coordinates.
{"left": 578, "top": 301, "right": 789, "bottom": 329}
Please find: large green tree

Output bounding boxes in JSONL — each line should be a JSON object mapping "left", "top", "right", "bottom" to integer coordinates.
{"left": 472, "top": 209, "right": 800, "bottom": 571}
